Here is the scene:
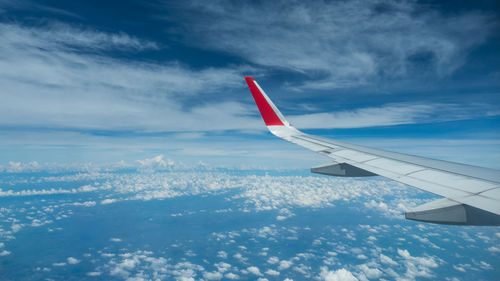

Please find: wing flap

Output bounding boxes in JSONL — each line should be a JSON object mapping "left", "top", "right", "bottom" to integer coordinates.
{"left": 405, "top": 198, "right": 500, "bottom": 225}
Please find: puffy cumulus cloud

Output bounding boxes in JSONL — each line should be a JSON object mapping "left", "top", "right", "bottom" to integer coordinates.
{"left": 247, "top": 266, "right": 262, "bottom": 276}
{"left": 67, "top": 257, "right": 80, "bottom": 264}
{"left": 267, "top": 256, "right": 279, "bottom": 264}
{"left": 379, "top": 254, "right": 397, "bottom": 266}
{"left": 225, "top": 272, "right": 239, "bottom": 279}
{"left": 171, "top": 0, "right": 494, "bottom": 89}
{"left": 136, "top": 155, "right": 175, "bottom": 172}
{"left": 217, "top": 251, "right": 228, "bottom": 259}
{"left": 0, "top": 22, "right": 261, "bottom": 133}
{"left": 0, "top": 250, "right": 11, "bottom": 256}
{"left": 101, "top": 199, "right": 117, "bottom": 205}
{"left": 214, "top": 262, "right": 231, "bottom": 273}
{"left": 278, "top": 260, "right": 293, "bottom": 270}
{"left": 487, "top": 246, "right": 500, "bottom": 253}
{"left": 318, "top": 267, "right": 358, "bottom": 281}
{"left": 357, "top": 264, "right": 382, "bottom": 279}
{"left": 102, "top": 250, "right": 197, "bottom": 280}
{"left": 364, "top": 200, "right": 397, "bottom": 218}
{"left": 203, "top": 271, "right": 223, "bottom": 280}
{"left": 265, "top": 269, "right": 280, "bottom": 276}
{"left": 397, "top": 248, "right": 439, "bottom": 280}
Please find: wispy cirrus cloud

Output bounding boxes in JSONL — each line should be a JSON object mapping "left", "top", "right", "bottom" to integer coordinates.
{"left": 0, "top": 22, "right": 159, "bottom": 51}
{"left": 169, "top": 0, "right": 495, "bottom": 89}
{"left": 0, "top": 22, "right": 262, "bottom": 132}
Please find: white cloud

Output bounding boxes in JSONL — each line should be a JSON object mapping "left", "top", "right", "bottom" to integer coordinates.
{"left": 203, "top": 271, "right": 223, "bottom": 280}
{"left": 278, "top": 260, "right": 293, "bottom": 270}
{"left": 137, "top": 155, "right": 174, "bottom": 170}
{"left": 358, "top": 264, "right": 382, "bottom": 279}
{"left": 215, "top": 262, "right": 231, "bottom": 273}
{"left": 487, "top": 246, "right": 500, "bottom": 253}
{"left": 67, "top": 257, "right": 80, "bottom": 264}
{"left": 397, "top": 249, "right": 438, "bottom": 268}
{"left": 479, "top": 261, "right": 492, "bottom": 270}
{"left": 397, "top": 248, "right": 439, "bottom": 280}
{"left": 233, "top": 253, "right": 246, "bottom": 262}
{"left": 224, "top": 272, "right": 239, "bottom": 279}
{"left": 73, "top": 201, "right": 97, "bottom": 207}
{"left": 318, "top": 267, "right": 358, "bottom": 281}
{"left": 217, "top": 251, "right": 228, "bottom": 259}
{"left": 0, "top": 250, "right": 11, "bottom": 256}
{"left": 0, "top": 185, "right": 99, "bottom": 197}
{"left": 453, "top": 265, "right": 466, "bottom": 272}
{"left": 379, "top": 254, "right": 397, "bottom": 266}
{"left": 247, "top": 266, "right": 262, "bottom": 276}
{"left": 265, "top": 269, "right": 280, "bottom": 276}
{"left": 4, "top": 161, "right": 41, "bottom": 173}
{"left": 267, "top": 256, "right": 279, "bottom": 264}
{"left": 356, "top": 254, "right": 368, "bottom": 260}
{"left": 101, "top": 199, "right": 117, "bottom": 205}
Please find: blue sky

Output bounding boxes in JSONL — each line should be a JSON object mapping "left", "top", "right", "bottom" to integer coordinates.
{"left": 0, "top": 0, "right": 499, "bottom": 169}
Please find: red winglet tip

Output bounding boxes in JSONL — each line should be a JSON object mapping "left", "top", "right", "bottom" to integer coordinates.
{"left": 244, "top": 76, "right": 284, "bottom": 126}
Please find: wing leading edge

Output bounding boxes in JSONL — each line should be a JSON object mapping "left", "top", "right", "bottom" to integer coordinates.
{"left": 245, "top": 76, "right": 500, "bottom": 226}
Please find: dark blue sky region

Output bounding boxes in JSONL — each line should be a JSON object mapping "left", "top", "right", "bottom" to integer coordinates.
{"left": 0, "top": 0, "right": 499, "bottom": 168}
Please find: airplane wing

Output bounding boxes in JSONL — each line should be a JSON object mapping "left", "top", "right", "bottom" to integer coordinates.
{"left": 245, "top": 76, "right": 500, "bottom": 226}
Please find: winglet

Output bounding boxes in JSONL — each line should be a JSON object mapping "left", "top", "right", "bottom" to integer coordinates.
{"left": 245, "top": 76, "right": 289, "bottom": 126}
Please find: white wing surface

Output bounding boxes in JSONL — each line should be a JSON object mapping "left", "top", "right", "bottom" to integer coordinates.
{"left": 245, "top": 76, "right": 500, "bottom": 226}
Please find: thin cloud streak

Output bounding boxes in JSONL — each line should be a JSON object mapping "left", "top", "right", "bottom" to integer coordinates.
{"left": 288, "top": 103, "right": 499, "bottom": 129}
